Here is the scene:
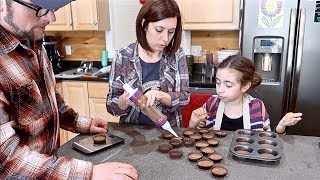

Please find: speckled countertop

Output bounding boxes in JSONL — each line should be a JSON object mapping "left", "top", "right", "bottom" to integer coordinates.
{"left": 57, "top": 123, "right": 320, "bottom": 180}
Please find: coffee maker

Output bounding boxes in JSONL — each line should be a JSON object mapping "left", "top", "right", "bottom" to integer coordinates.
{"left": 42, "top": 36, "right": 62, "bottom": 74}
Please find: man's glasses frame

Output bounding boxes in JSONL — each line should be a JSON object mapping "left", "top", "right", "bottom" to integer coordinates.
{"left": 12, "top": 0, "right": 51, "bottom": 17}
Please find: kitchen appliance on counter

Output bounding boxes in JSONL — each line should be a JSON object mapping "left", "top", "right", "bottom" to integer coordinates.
{"left": 241, "top": 0, "right": 320, "bottom": 136}
{"left": 42, "top": 36, "right": 62, "bottom": 74}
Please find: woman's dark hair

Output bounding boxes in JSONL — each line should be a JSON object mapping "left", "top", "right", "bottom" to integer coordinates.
{"left": 218, "top": 55, "right": 262, "bottom": 89}
{"left": 136, "top": 0, "right": 182, "bottom": 57}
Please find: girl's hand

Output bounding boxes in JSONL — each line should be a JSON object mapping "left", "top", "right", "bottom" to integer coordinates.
{"left": 189, "top": 107, "right": 208, "bottom": 128}
{"left": 279, "top": 112, "right": 303, "bottom": 127}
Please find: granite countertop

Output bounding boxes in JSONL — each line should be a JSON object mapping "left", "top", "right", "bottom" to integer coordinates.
{"left": 57, "top": 123, "right": 320, "bottom": 180}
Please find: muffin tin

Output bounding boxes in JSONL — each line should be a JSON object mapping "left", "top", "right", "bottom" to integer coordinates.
{"left": 230, "top": 129, "right": 282, "bottom": 161}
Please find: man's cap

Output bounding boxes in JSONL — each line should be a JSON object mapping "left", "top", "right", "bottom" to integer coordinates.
{"left": 30, "top": 0, "right": 74, "bottom": 10}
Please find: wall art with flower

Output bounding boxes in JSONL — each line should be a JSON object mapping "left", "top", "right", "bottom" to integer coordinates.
{"left": 258, "top": 0, "right": 285, "bottom": 28}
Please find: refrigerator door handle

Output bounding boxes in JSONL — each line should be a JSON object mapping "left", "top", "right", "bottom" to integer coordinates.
{"left": 291, "top": 8, "right": 306, "bottom": 112}
{"left": 282, "top": 8, "right": 297, "bottom": 115}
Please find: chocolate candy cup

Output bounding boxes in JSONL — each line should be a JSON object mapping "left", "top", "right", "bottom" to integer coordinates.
{"left": 92, "top": 134, "right": 106, "bottom": 144}
{"left": 158, "top": 143, "right": 173, "bottom": 153}
{"left": 215, "top": 131, "right": 228, "bottom": 137}
{"left": 189, "top": 134, "right": 202, "bottom": 141}
{"left": 211, "top": 166, "right": 227, "bottom": 177}
{"left": 182, "top": 137, "right": 195, "bottom": 147}
{"left": 188, "top": 152, "right": 203, "bottom": 162}
{"left": 199, "top": 128, "right": 210, "bottom": 134}
{"left": 183, "top": 130, "right": 195, "bottom": 137}
{"left": 168, "top": 149, "right": 183, "bottom": 159}
{"left": 207, "top": 139, "right": 220, "bottom": 147}
{"left": 169, "top": 138, "right": 183, "bottom": 148}
{"left": 162, "top": 132, "right": 174, "bottom": 140}
{"left": 200, "top": 147, "right": 215, "bottom": 156}
{"left": 197, "top": 159, "right": 214, "bottom": 170}
{"left": 195, "top": 141, "right": 209, "bottom": 149}
{"left": 202, "top": 133, "right": 214, "bottom": 140}
{"left": 208, "top": 153, "right": 223, "bottom": 163}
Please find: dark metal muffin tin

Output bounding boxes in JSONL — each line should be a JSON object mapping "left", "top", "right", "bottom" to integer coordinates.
{"left": 230, "top": 129, "right": 282, "bottom": 161}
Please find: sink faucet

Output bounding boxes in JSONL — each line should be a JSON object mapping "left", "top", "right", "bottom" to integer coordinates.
{"left": 77, "top": 60, "right": 93, "bottom": 73}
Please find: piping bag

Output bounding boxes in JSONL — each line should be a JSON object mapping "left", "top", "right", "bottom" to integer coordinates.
{"left": 116, "top": 76, "right": 178, "bottom": 137}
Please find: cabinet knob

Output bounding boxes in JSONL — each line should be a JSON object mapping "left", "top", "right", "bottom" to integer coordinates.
{"left": 93, "top": 21, "right": 97, "bottom": 25}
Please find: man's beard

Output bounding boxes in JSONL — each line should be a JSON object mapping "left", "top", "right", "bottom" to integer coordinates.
{"left": 3, "top": 7, "right": 44, "bottom": 41}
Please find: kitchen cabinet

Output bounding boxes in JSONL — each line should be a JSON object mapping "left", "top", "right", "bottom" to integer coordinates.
{"left": 58, "top": 81, "right": 119, "bottom": 145}
{"left": 88, "top": 82, "right": 120, "bottom": 123}
{"left": 46, "top": 0, "right": 110, "bottom": 31}
{"left": 176, "top": 0, "right": 240, "bottom": 30}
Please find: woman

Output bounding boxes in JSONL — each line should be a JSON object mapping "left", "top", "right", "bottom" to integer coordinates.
{"left": 107, "top": 0, "right": 190, "bottom": 127}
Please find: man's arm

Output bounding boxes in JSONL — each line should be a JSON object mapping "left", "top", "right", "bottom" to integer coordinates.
{"left": 0, "top": 91, "right": 93, "bottom": 179}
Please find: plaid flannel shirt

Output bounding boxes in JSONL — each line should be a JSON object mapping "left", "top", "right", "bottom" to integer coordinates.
{"left": 107, "top": 42, "right": 190, "bottom": 127}
{"left": 0, "top": 26, "right": 93, "bottom": 179}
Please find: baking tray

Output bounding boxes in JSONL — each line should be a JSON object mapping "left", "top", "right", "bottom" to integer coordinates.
{"left": 230, "top": 129, "right": 282, "bottom": 161}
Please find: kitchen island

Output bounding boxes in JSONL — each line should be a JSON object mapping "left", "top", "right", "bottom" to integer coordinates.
{"left": 57, "top": 123, "right": 320, "bottom": 180}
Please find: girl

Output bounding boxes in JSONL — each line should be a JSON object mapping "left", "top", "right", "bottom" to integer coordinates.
{"left": 189, "top": 55, "right": 302, "bottom": 133}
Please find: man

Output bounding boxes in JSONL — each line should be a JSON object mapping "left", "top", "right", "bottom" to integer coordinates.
{"left": 0, "top": 0, "right": 138, "bottom": 179}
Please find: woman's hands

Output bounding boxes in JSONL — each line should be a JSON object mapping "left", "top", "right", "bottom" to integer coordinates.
{"left": 276, "top": 112, "right": 303, "bottom": 133}
{"left": 118, "top": 91, "right": 135, "bottom": 110}
{"left": 189, "top": 107, "right": 208, "bottom": 128}
{"left": 144, "top": 90, "right": 172, "bottom": 107}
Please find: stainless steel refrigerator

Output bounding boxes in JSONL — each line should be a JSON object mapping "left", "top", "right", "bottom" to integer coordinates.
{"left": 241, "top": 0, "right": 320, "bottom": 136}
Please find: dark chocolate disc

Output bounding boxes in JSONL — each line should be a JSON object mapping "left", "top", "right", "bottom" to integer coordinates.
{"left": 162, "top": 132, "right": 174, "bottom": 140}
{"left": 158, "top": 143, "right": 173, "bottom": 153}
{"left": 168, "top": 149, "right": 183, "bottom": 159}
{"left": 182, "top": 137, "right": 195, "bottom": 147}
{"left": 169, "top": 138, "right": 183, "bottom": 148}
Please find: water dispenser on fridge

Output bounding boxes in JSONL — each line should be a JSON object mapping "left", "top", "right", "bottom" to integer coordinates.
{"left": 253, "top": 37, "right": 283, "bottom": 83}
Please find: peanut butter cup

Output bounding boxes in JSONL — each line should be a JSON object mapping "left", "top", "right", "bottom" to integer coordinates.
{"left": 200, "top": 147, "right": 215, "bottom": 156}
{"left": 189, "top": 134, "right": 202, "bottom": 141}
{"left": 188, "top": 152, "right": 203, "bottom": 162}
{"left": 199, "top": 128, "right": 210, "bottom": 134}
{"left": 195, "top": 141, "right": 209, "bottom": 149}
{"left": 168, "top": 149, "right": 183, "bottom": 159}
{"left": 211, "top": 166, "right": 227, "bottom": 177}
{"left": 202, "top": 133, "right": 214, "bottom": 140}
{"left": 215, "top": 131, "right": 228, "bottom": 137}
{"left": 158, "top": 143, "right": 173, "bottom": 153}
{"left": 197, "top": 159, "right": 214, "bottom": 170}
{"left": 183, "top": 130, "right": 195, "bottom": 137}
{"left": 207, "top": 139, "right": 220, "bottom": 147}
{"left": 208, "top": 153, "right": 223, "bottom": 163}
{"left": 92, "top": 134, "right": 106, "bottom": 144}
